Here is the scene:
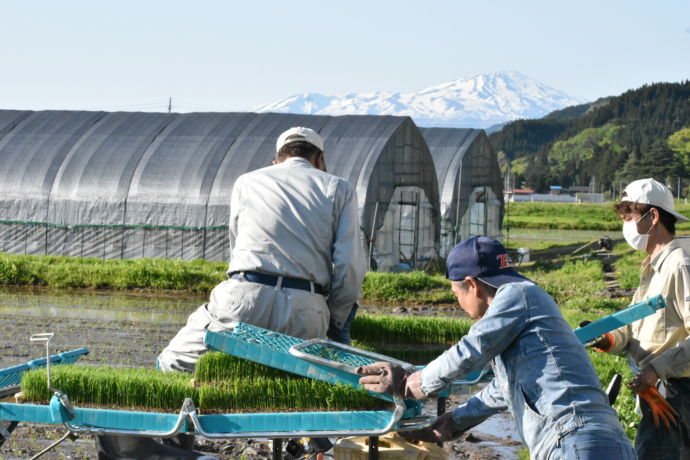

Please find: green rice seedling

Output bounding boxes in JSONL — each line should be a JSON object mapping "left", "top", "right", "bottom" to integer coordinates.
{"left": 21, "top": 363, "right": 387, "bottom": 412}
{"left": 611, "top": 243, "right": 646, "bottom": 290}
{"left": 351, "top": 314, "right": 472, "bottom": 344}
{"left": 198, "top": 377, "right": 385, "bottom": 412}
{"left": 506, "top": 202, "right": 690, "bottom": 233}
{"left": 522, "top": 258, "right": 605, "bottom": 304}
{"left": 505, "top": 202, "right": 623, "bottom": 231}
{"left": 559, "top": 295, "right": 629, "bottom": 328}
{"left": 361, "top": 271, "right": 455, "bottom": 303}
{"left": 369, "top": 347, "right": 450, "bottom": 365}
{"left": 194, "top": 352, "right": 293, "bottom": 383}
{"left": 349, "top": 340, "right": 376, "bottom": 352}
{"left": 350, "top": 339, "right": 448, "bottom": 365}
{"left": 0, "top": 254, "right": 35, "bottom": 285}
{"left": 0, "top": 252, "right": 226, "bottom": 293}
{"left": 22, "top": 365, "right": 197, "bottom": 410}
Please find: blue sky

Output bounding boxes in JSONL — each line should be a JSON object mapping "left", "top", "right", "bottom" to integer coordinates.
{"left": 1, "top": 0, "right": 688, "bottom": 113}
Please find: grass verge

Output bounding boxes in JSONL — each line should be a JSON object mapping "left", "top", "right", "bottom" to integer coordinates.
{"left": 0, "top": 253, "right": 225, "bottom": 293}
{"left": 504, "top": 201, "right": 690, "bottom": 232}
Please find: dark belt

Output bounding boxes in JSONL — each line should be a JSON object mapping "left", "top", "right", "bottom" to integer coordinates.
{"left": 230, "top": 271, "right": 326, "bottom": 296}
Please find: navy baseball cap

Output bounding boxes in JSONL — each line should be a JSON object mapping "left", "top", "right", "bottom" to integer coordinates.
{"left": 446, "top": 236, "right": 531, "bottom": 288}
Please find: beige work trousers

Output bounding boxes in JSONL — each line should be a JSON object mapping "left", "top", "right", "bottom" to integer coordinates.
{"left": 157, "top": 277, "right": 329, "bottom": 372}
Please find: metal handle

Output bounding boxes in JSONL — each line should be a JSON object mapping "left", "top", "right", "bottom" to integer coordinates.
{"left": 396, "top": 415, "right": 437, "bottom": 431}
{"left": 289, "top": 338, "right": 416, "bottom": 373}
{"left": 187, "top": 395, "right": 408, "bottom": 439}
{"left": 29, "top": 333, "right": 55, "bottom": 392}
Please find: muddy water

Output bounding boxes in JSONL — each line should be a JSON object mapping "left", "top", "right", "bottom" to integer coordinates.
{"left": 0, "top": 287, "right": 201, "bottom": 369}
{"left": 0, "top": 287, "right": 522, "bottom": 459}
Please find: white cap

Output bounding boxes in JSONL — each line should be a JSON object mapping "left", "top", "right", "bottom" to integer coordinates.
{"left": 276, "top": 126, "right": 324, "bottom": 153}
{"left": 622, "top": 178, "right": 689, "bottom": 222}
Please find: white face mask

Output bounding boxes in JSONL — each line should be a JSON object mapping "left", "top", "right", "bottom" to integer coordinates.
{"left": 622, "top": 211, "right": 652, "bottom": 251}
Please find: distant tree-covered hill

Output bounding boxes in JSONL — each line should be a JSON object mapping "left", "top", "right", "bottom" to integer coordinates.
{"left": 489, "top": 81, "right": 690, "bottom": 195}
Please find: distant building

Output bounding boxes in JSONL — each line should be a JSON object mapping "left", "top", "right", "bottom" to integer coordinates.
{"left": 505, "top": 185, "right": 604, "bottom": 203}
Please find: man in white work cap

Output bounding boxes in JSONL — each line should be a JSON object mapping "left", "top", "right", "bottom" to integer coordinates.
{"left": 591, "top": 177, "right": 690, "bottom": 459}
{"left": 158, "top": 126, "right": 367, "bottom": 372}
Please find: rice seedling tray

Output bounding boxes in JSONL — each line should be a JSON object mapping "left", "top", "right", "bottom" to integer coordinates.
{"left": 0, "top": 396, "right": 407, "bottom": 438}
{"left": 0, "top": 325, "right": 428, "bottom": 439}
{"left": 0, "top": 347, "right": 89, "bottom": 398}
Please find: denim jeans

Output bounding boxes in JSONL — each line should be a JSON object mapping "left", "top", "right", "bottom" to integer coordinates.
{"left": 552, "top": 424, "right": 636, "bottom": 459}
{"left": 327, "top": 303, "right": 358, "bottom": 345}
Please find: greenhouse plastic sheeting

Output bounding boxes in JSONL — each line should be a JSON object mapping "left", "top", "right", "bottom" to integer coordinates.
{"left": 0, "top": 110, "right": 441, "bottom": 268}
{"left": 421, "top": 128, "right": 504, "bottom": 257}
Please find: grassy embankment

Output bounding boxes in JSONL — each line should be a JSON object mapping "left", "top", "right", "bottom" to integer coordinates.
{"left": 505, "top": 201, "right": 690, "bottom": 232}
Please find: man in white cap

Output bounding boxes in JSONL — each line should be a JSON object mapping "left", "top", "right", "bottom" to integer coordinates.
{"left": 592, "top": 177, "right": 690, "bottom": 459}
{"left": 157, "top": 126, "right": 367, "bottom": 372}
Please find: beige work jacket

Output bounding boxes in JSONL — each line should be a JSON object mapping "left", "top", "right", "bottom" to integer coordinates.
{"left": 227, "top": 157, "right": 367, "bottom": 329}
{"left": 609, "top": 237, "right": 690, "bottom": 379}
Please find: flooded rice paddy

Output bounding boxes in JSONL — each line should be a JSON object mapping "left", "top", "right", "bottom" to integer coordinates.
{"left": 0, "top": 287, "right": 521, "bottom": 459}
{"left": 0, "top": 287, "right": 200, "bottom": 370}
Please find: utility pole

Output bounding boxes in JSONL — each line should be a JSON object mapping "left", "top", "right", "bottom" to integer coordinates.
{"left": 168, "top": 97, "right": 172, "bottom": 114}
{"left": 504, "top": 171, "right": 511, "bottom": 247}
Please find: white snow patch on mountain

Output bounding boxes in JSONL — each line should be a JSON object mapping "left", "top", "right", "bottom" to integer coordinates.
{"left": 252, "top": 71, "right": 586, "bottom": 129}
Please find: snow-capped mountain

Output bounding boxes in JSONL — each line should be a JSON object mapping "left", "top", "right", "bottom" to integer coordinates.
{"left": 252, "top": 71, "right": 586, "bottom": 129}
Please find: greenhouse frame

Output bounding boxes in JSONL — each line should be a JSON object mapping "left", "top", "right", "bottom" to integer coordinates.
{"left": 0, "top": 110, "right": 441, "bottom": 271}
{"left": 420, "top": 127, "right": 504, "bottom": 258}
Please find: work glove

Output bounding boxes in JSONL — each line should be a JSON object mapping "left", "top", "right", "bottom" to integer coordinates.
{"left": 636, "top": 386, "right": 678, "bottom": 428}
{"left": 398, "top": 411, "right": 465, "bottom": 443}
{"left": 578, "top": 320, "right": 614, "bottom": 352}
{"left": 628, "top": 365, "right": 678, "bottom": 429}
{"left": 356, "top": 362, "right": 426, "bottom": 400}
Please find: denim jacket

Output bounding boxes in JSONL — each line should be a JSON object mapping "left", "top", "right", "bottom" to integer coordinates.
{"left": 420, "top": 281, "right": 625, "bottom": 458}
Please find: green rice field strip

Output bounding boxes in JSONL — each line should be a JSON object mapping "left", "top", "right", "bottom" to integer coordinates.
{"left": 351, "top": 314, "right": 472, "bottom": 344}
{"left": 504, "top": 201, "right": 690, "bottom": 231}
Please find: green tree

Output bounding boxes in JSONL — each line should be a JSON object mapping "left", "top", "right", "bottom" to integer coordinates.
{"left": 496, "top": 150, "right": 511, "bottom": 177}
{"left": 669, "top": 127, "right": 690, "bottom": 175}
{"left": 639, "top": 140, "right": 678, "bottom": 181}
{"left": 618, "top": 147, "right": 642, "bottom": 183}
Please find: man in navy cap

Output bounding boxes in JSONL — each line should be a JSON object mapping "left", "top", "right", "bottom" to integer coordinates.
{"left": 357, "top": 236, "right": 635, "bottom": 459}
